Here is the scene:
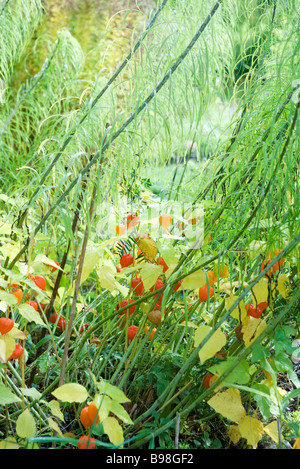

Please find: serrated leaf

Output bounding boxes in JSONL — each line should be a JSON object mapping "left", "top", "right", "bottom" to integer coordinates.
{"left": 0, "top": 383, "right": 22, "bottom": 405}
{"left": 194, "top": 325, "right": 227, "bottom": 364}
{"left": 238, "top": 415, "right": 264, "bottom": 448}
{"left": 16, "top": 409, "right": 36, "bottom": 439}
{"left": 18, "top": 303, "right": 46, "bottom": 326}
{"left": 136, "top": 237, "right": 158, "bottom": 263}
{"left": 102, "top": 416, "right": 124, "bottom": 447}
{"left": 51, "top": 383, "right": 89, "bottom": 403}
{"left": 208, "top": 388, "right": 246, "bottom": 424}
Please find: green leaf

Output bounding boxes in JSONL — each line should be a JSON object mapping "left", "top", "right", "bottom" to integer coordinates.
{"left": 110, "top": 401, "right": 133, "bottom": 425}
{"left": 18, "top": 303, "right": 46, "bottom": 327}
{"left": 20, "top": 387, "right": 42, "bottom": 401}
{"left": 0, "top": 384, "right": 22, "bottom": 405}
{"left": 140, "top": 263, "right": 163, "bottom": 291}
{"left": 51, "top": 383, "right": 89, "bottom": 403}
{"left": 16, "top": 409, "right": 36, "bottom": 439}
{"left": 94, "top": 394, "right": 112, "bottom": 421}
{"left": 97, "top": 381, "right": 130, "bottom": 404}
{"left": 208, "top": 357, "right": 250, "bottom": 385}
{"left": 0, "top": 291, "right": 18, "bottom": 306}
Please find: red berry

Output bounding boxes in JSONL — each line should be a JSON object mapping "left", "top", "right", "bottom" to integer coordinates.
{"left": 150, "top": 277, "right": 164, "bottom": 294}
{"left": 50, "top": 261, "right": 59, "bottom": 273}
{"left": 26, "top": 301, "right": 38, "bottom": 311}
{"left": 120, "top": 253, "right": 133, "bottom": 268}
{"left": 127, "top": 325, "right": 139, "bottom": 341}
{"left": 131, "top": 277, "right": 144, "bottom": 296}
{"left": 199, "top": 285, "right": 214, "bottom": 302}
{"left": 57, "top": 317, "right": 66, "bottom": 332}
{"left": 87, "top": 402, "right": 100, "bottom": 427}
{"left": 156, "top": 256, "right": 168, "bottom": 273}
{"left": 77, "top": 435, "right": 96, "bottom": 450}
{"left": 11, "top": 288, "right": 23, "bottom": 304}
{"left": 9, "top": 343, "right": 24, "bottom": 360}
{"left": 246, "top": 303, "right": 267, "bottom": 319}
{"left": 127, "top": 214, "right": 139, "bottom": 229}
{"left": 79, "top": 323, "right": 90, "bottom": 334}
{"left": 174, "top": 279, "right": 183, "bottom": 292}
{"left": 144, "top": 326, "right": 156, "bottom": 340}
{"left": 80, "top": 407, "right": 91, "bottom": 430}
{"left": 0, "top": 317, "right": 14, "bottom": 335}
{"left": 50, "top": 313, "right": 58, "bottom": 324}
{"left": 117, "top": 299, "right": 136, "bottom": 316}
{"left": 32, "top": 275, "right": 47, "bottom": 291}
{"left": 204, "top": 373, "right": 213, "bottom": 389}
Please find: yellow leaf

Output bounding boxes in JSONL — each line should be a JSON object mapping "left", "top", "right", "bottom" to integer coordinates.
{"left": 102, "top": 416, "right": 124, "bottom": 447}
{"left": 94, "top": 394, "right": 112, "bottom": 421}
{"left": 241, "top": 315, "right": 267, "bottom": 347}
{"left": 32, "top": 254, "right": 63, "bottom": 272}
{"left": 0, "top": 437, "right": 19, "bottom": 449}
{"left": 213, "top": 264, "right": 229, "bottom": 278}
{"left": 251, "top": 278, "right": 269, "bottom": 304}
{"left": 208, "top": 388, "right": 246, "bottom": 424}
{"left": 96, "top": 259, "right": 129, "bottom": 297}
{"left": 238, "top": 415, "right": 264, "bottom": 448}
{"left": 225, "top": 295, "right": 247, "bottom": 321}
{"left": 140, "top": 263, "right": 163, "bottom": 291}
{"left": 228, "top": 425, "right": 241, "bottom": 445}
{"left": 136, "top": 237, "right": 158, "bottom": 263}
{"left": 80, "top": 250, "right": 101, "bottom": 285}
{"left": 181, "top": 269, "right": 206, "bottom": 291}
{"left": 264, "top": 420, "right": 279, "bottom": 443}
{"left": 0, "top": 336, "right": 15, "bottom": 363}
{"left": 7, "top": 326, "right": 26, "bottom": 340}
{"left": 194, "top": 325, "right": 227, "bottom": 363}
{"left": 16, "top": 409, "right": 36, "bottom": 439}
{"left": 51, "top": 383, "right": 89, "bottom": 403}
{"left": 293, "top": 437, "right": 300, "bottom": 449}
{"left": 277, "top": 274, "right": 292, "bottom": 299}
{"left": 48, "top": 418, "right": 63, "bottom": 437}
{"left": 45, "top": 400, "right": 65, "bottom": 421}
